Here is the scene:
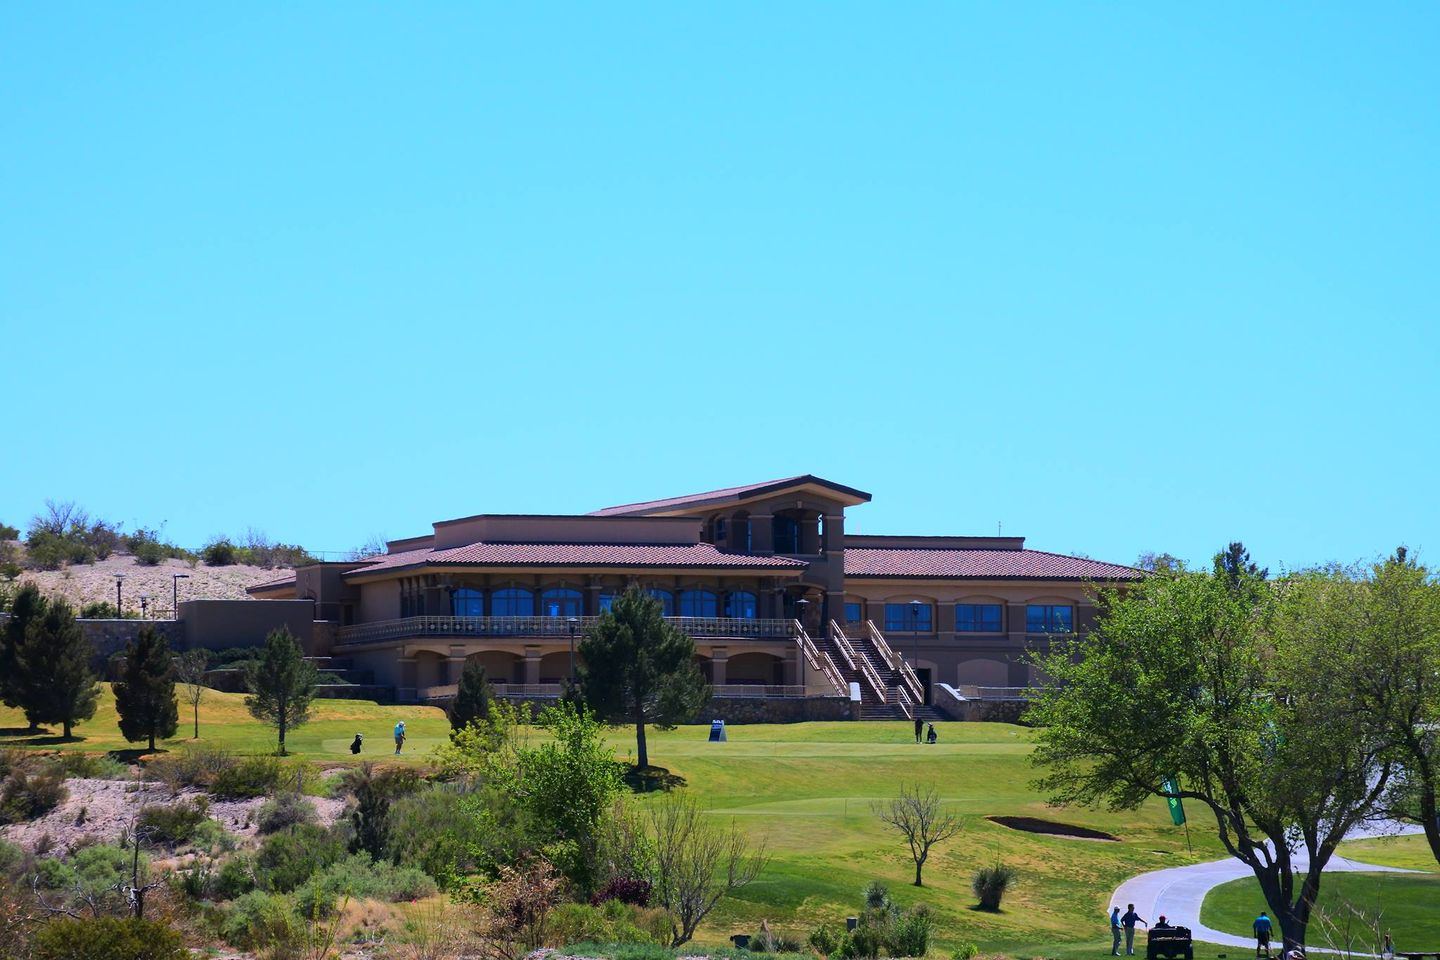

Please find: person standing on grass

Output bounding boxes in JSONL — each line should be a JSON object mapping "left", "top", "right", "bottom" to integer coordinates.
{"left": 1121, "top": 904, "right": 1146, "bottom": 956}
{"left": 393, "top": 719, "right": 405, "bottom": 755}
{"left": 913, "top": 715, "right": 923, "bottom": 743}
{"left": 1110, "top": 906, "right": 1124, "bottom": 956}
{"left": 1253, "top": 912, "right": 1273, "bottom": 958}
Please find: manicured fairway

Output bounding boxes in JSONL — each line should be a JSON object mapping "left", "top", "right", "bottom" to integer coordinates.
{"left": 1201, "top": 872, "right": 1440, "bottom": 949}
{"left": 3, "top": 693, "right": 1230, "bottom": 953}
{"left": 1337, "top": 833, "right": 1440, "bottom": 873}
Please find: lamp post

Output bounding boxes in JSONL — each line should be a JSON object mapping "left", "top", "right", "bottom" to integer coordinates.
{"left": 114, "top": 574, "right": 126, "bottom": 617}
{"left": 139, "top": 594, "right": 151, "bottom": 620}
{"left": 567, "top": 617, "right": 579, "bottom": 686}
{"left": 172, "top": 573, "right": 190, "bottom": 620}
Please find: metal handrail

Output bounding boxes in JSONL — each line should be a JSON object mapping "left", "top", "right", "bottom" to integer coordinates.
{"left": 825, "top": 620, "right": 858, "bottom": 672}
{"left": 338, "top": 615, "right": 796, "bottom": 645}
{"left": 866, "top": 620, "right": 924, "bottom": 702}
{"left": 954, "top": 685, "right": 1033, "bottom": 702}
{"left": 420, "top": 682, "right": 816, "bottom": 701}
{"left": 893, "top": 685, "right": 914, "bottom": 721}
{"left": 836, "top": 622, "right": 887, "bottom": 703}
{"left": 792, "top": 620, "right": 847, "bottom": 695}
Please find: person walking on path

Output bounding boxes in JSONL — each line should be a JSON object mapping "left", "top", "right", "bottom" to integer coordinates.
{"left": 1110, "top": 906, "right": 1124, "bottom": 956}
{"left": 1253, "top": 912, "right": 1273, "bottom": 958}
{"left": 1121, "top": 904, "right": 1147, "bottom": 956}
{"left": 914, "top": 716, "right": 923, "bottom": 743}
{"left": 393, "top": 720, "right": 406, "bottom": 755}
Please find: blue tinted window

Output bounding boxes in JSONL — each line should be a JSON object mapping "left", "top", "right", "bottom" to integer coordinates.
{"left": 725, "top": 591, "right": 757, "bottom": 618}
{"left": 1026, "top": 604, "right": 1074, "bottom": 633}
{"left": 773, "top": 516, "right": 799, "bottom": 553}
{"left": 451, "top": 588, "right": 484, "bottom": 617}
{"left": 844, "top": 602, "right": 863, "bottom": 624}
{"left": 679, "top": 589, "right": 719, "bottom": 617}
{"left": 956, "top": 603, "right": 1003, "bottom": 632}
{"left": 541, "top": 588, "right": 582, "bottom": 617}
{"left": 884, "top": 603, "right": 933, "bottom": 632}
{"left": 647, "top": 589, "right": 675, "bottom": 616}
{"left": 598, "top": 593, "right": 615, "bottom": 613}
{"left": 492, "top": 588, "right": 534, "bottom": 617}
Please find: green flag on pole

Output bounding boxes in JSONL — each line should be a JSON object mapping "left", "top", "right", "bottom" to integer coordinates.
{"left": 1161, "top": 776, "right": 1186, "bottom": 826}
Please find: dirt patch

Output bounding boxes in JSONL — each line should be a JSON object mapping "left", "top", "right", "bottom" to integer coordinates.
{"left": 0, "top": 777, "right": 348, "bottom": 853}
{"left": 986, "top": 815, "right": 1120, "bottom": 842}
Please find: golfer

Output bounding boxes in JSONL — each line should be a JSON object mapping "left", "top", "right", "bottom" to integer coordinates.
{"left": 1253, "top": 912, "right": 1273, "bottom": 958}
{"left": 393, "top": 720, "right": 406, "bottom": 755}
{"left": 1110, "top": 906, "right": 1123, "bottom": 956}
{"left": 1121, "top": 904, "right": 1147, "bottom": 956}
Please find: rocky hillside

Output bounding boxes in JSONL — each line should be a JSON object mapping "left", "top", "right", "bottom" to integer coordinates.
{"left": 14, "top": 554, "right": 290, "bottom": 615}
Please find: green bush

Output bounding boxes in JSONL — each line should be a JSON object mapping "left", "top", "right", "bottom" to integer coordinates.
{"left": 211, "top": 854, "right": 257, "bottom": 900}
{"left": 223, "top": 889, "right": 299, "bottom": 950}
{"left": 0, "top": 522, "right": 19, "bottom": 541}
{"left": 257, "top": 792, "right": 316, "bottom": 834}
{"left": 291, "top": 853, "right": 438, "bottom": 918}
{"left": 138, "top": 798, "right": 211, "bottom": 845}
{"left": 32, "top": 916, "right": 186, "bottom": 960}
{"left": 51, "top": 752, "right": 129, "bottom": 779}
{"left": 972, "top": 862, "right": 1015, "bottom": 912}
{"left": 889, "top": 908, "right": 932, "bottom": 957}
{"left": 211, "top": 754, "right": 283, "bottom": 799}
{"left": 952, "top": 944, "right": 979, "bottom": 960}
{"left": 809, "top": 925, "right": 841, "bottom": 957}
{"left": 254, "top": 823, "right": 347, "bottom": 893}
{"left": 548, "top": 900, "right": 670, "bottom": 947}
{"left": 0, "top": 767, "right": 66, "bottom": 825}
{"left": 202, "top": 538, "right": 238, "bottom": 566}
{"left": 384, "top": 784, "right": 486, "bottom": 885}
{"left": 144, "top": 746, "right": 236, "bottom": 791}
{"left": 0, "top": 837, "right": 25, "bottom": 877}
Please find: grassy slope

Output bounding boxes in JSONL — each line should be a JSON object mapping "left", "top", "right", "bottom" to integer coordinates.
{"left": 3, "top": 696, "right": 1226, "bottom": 954}
{"left": 1200, "top": 872, "right": 1440, "bottom": 948}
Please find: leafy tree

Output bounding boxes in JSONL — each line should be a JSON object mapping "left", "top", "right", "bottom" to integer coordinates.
{"left": 0, "top": 583, "right": 47, "bottom": 730}
{"left": 15, "top": 597, "right": 99, "bottom": 738}
{"left": 242, "top": 628, "right": 318, "bottom": 755}
{"left": 1135, "top": 551, "right": 1185, "bottom": 573}
{"left": 113, "top": 627, "right": 179, "bottom": 751}
{"left": 1029, "top": 550, "right": 1392, "bottom": 951}
{"left": 448, "top": 660, "right": 492, "bottom": 732}
{"left": 174, "top": 649, "right": 210, "bottom": 739}
{"left": 0, "top": 521, "right": 19, "bottom": 541}
{"left": 509, "top": 700, "right": 624, "bottom": 894}
{"left": 872, "top": 782, "right": 961, "bottom": 886}
{"left": 577, "top": 587, "right": 708, "bottom": 768}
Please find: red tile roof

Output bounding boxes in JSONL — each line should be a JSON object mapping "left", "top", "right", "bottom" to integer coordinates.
{"left": 344, "top": 542, "right": 807, "bottom": 578}
{"left": 590, "top": 475, "right": 871, "bottom": 516}
{"left": 844, "top": 547, "right": 1142, "bottom": 580}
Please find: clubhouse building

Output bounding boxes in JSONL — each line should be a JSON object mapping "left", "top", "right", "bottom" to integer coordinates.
{"left": 248, "top": 475, "right": 1140, "bottom": 718}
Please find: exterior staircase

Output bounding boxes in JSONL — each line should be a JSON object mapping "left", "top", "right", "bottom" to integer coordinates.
{"left": 824, "top": 620, "right": 926, "bottom": 720}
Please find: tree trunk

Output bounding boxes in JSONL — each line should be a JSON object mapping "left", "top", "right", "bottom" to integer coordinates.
{"left": 1420, "top": 775, "right": 1440, "bottom": 868}
{"left": 914, "top": 859, "right": 923, "bottom": 886}
{"left": 63, "top": 720, "right": 72, "bottom": 739}
{"left": 148, "top": 730, "right": 156, "bottom": 752}
{"left": 278, "top": 717, "right": 287, "bottom": 756}
{"left": 635, "top": 701, "right": 648, "bottom": 769}
{"left": 193, "top": 704, "right": 199, "bottom": 740}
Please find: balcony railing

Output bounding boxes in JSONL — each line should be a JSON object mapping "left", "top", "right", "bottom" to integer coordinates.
{"left": 418, "top": 682, "right": 812, "bottom": 701}
{"left": 338, "top": 615, "right": 797, "bottom": 646}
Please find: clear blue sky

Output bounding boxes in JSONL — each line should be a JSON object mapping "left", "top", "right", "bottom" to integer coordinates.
{"left": 3, "top": 4, "right": 1436, "bottom": 571}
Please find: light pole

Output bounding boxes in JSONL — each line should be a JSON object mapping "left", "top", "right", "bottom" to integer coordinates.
{"left": 114, "top": 574, "right": 126, "bottom": 617}
{"left": 909, "top": 600, "right": 923, "bottom": 665}
{"left": 567, "top": 617, "right": 579, "bottom": 686}
{"left": 172, "top": 573, "right": 190, "bottom": 620}
{"left": 139, "top": 594, "right": 151, "bottom": 620}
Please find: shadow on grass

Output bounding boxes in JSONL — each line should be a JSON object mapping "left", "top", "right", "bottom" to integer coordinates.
{"left": 0, "top": 727, "right": 50, "bottom": 736}
{"left": 0, "top": 735, "right": 79, "bottom": 746}
{"left": 624, "top": 764, "right": 686, "bottom": 793}
{"left": 106, "top": 748, "right": 155, "bottom": 764}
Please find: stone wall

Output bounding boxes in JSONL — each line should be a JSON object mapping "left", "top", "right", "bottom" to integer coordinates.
{"left": 441, "top": 694, "right": 856, "bottom": 724}
{"left": 79, "top": 619, "right": 185, "bottom": 665}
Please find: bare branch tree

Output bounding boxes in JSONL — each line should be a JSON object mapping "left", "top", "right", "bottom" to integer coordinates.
{"left": 646, "top": 793, "right": 769, "bottom": 947}
{"left": 174, "top": 648, "right": 209, "bottom": 739}
{"left": 872, "top": 782, "right": 962, "bottom": 886}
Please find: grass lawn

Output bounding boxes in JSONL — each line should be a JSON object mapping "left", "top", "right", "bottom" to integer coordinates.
{"left": 3, "top": 692, "right": 1231, "bottom": 955}
{"left": 1337, "top": 833, "right": 1440, "bottom": 873}
{"left": 1200, "top": 872, "right": 1440, "bottom": 950}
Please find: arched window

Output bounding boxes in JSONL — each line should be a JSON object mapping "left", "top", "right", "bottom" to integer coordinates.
{"left": 679, "top": 589, "right": 718, "bottom": 618}
{"left": 772, "top": 515, "right": 800, "bottom": 553}
{"left": 598, "top": 593, "right": 616, "bottom": 613}
{"left": 492, "top": 588, "right": 534, "bottom": 617}
{"left": 647, "top": 589, "right": 675, "bottom": 616}
{"left": 541, "top": 588, "right": 583, "bottom": 617}
{"left": 725, "top": 591, "right": 757, "bottom": 619}
{"left": 451, "top": 588, "right": 484, "bottom": 617}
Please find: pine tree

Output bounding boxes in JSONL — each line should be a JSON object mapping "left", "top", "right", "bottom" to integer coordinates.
{"left": 113, "top": 627, "right": 179, "bottom": 751}
{"left": 16, "top": 598, "right": 98, "bottom": 739}
{"left": 448, "top": 660, "right": 492, "bottom": 731}
{"left": 577, "top": 587, "right": 708, "bottom": 769}
{"left": 0, "top": 584, "right": 46, "bottom": 731}
{"left": 243, "top": 627, "right": 318, "bottom": 755}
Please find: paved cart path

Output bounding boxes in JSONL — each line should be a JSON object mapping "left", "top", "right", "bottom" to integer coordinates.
{"left": 1110, "top": 825, "right": 1424, "bottom": 951}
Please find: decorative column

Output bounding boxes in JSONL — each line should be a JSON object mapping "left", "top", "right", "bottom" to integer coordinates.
{"left": 710, "top": 646, "right": 728, "bottom": 686}
{"left": 523, "top": 646, "right": 542, "bottom": 685}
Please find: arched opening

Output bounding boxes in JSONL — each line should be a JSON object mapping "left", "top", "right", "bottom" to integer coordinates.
{"left": 731, "top": 511, "right": 752, "bottom": 553}
{"left": 538, "top": 651, "right": 573, "bottom": 684}
{"left": 646, "top": 589, "right": 675, "bottom": 616}
{"left": 413, "top": 650, "right": 446, "bottom": 689}
{"left": 726, "top": 652, "right": 784, "bottom": 686}
{"left": 451, "top": 587, "right": 484, "bottom": 617}
{"left": 467, "top": 650, "right": 524, "bottom": 685}
{"left": 693, "top": 654, "right": 713, "bottom": 682}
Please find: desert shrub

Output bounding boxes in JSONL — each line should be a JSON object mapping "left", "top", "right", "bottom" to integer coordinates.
{"left": 952, "top": 944, "right": 979, "bottom": 960}
{"left": 889, "top": 907, "right": 932, "bottom": 957}
{"left": 0, "top": 767, "right": 66, "bottom": 825}
{"left": 345, "top": 763, "right": 426, "bottom": 860}
{"left": 78, "top": 601, "right": 139, "bottom": 620}
{"left": 33, "top": 855, "right": 75, "bottom": 889}
{"left": 465, "top": 856, "right": 564, "bottom": 960}
{"left": 548, "top": 899, "right": 669, "bottom": 947}
{"left": 255, "top": 823, "right": 347, "bottom": 893}
{"left": 384, "top": 784, "right": 488, "bottom": 886}
{"left": 212, "top": 754, "right": 284, "bottom": 799}
{"left": 211, "top": 854, "right": 257, "bottom": 900}
{"left": 838, "top": 925, "right": 887, "bottom": 960}
{"left": 223, "top": 889, "right": 299, "bottom": 949}
{"left": 257, "top": 792, "right": 316, "bottom": 835}
{"left": 138, "top": 798, "right": 211, "bottom": 845}
{"left": 291, "top": 853, "right": 438, "bottom": 918}
{"left": 0, "top": 522, "right": 18, "bottom": 541}
{"left": 31, "top": 916, "right": 186, "bottom": 960}
{"left": 971, "top": 863, "right": 1015, "bottom": 912}
{"left": 145, "top": 746, "right": 236, "bottom": 792}
{"left": 591, "top": 874, "right": 653, "bottom": 907}
{"left": 0, "top": 838, "right": 24, "bottom": 877}
{"left": 809, "top": 925, "right": 841, "bottom": 957}
{"left": 202, "top": 538, "right": 238, "bottom": 566}
{"left": 51, "top": 752, "right": 128, "bottom": 780}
